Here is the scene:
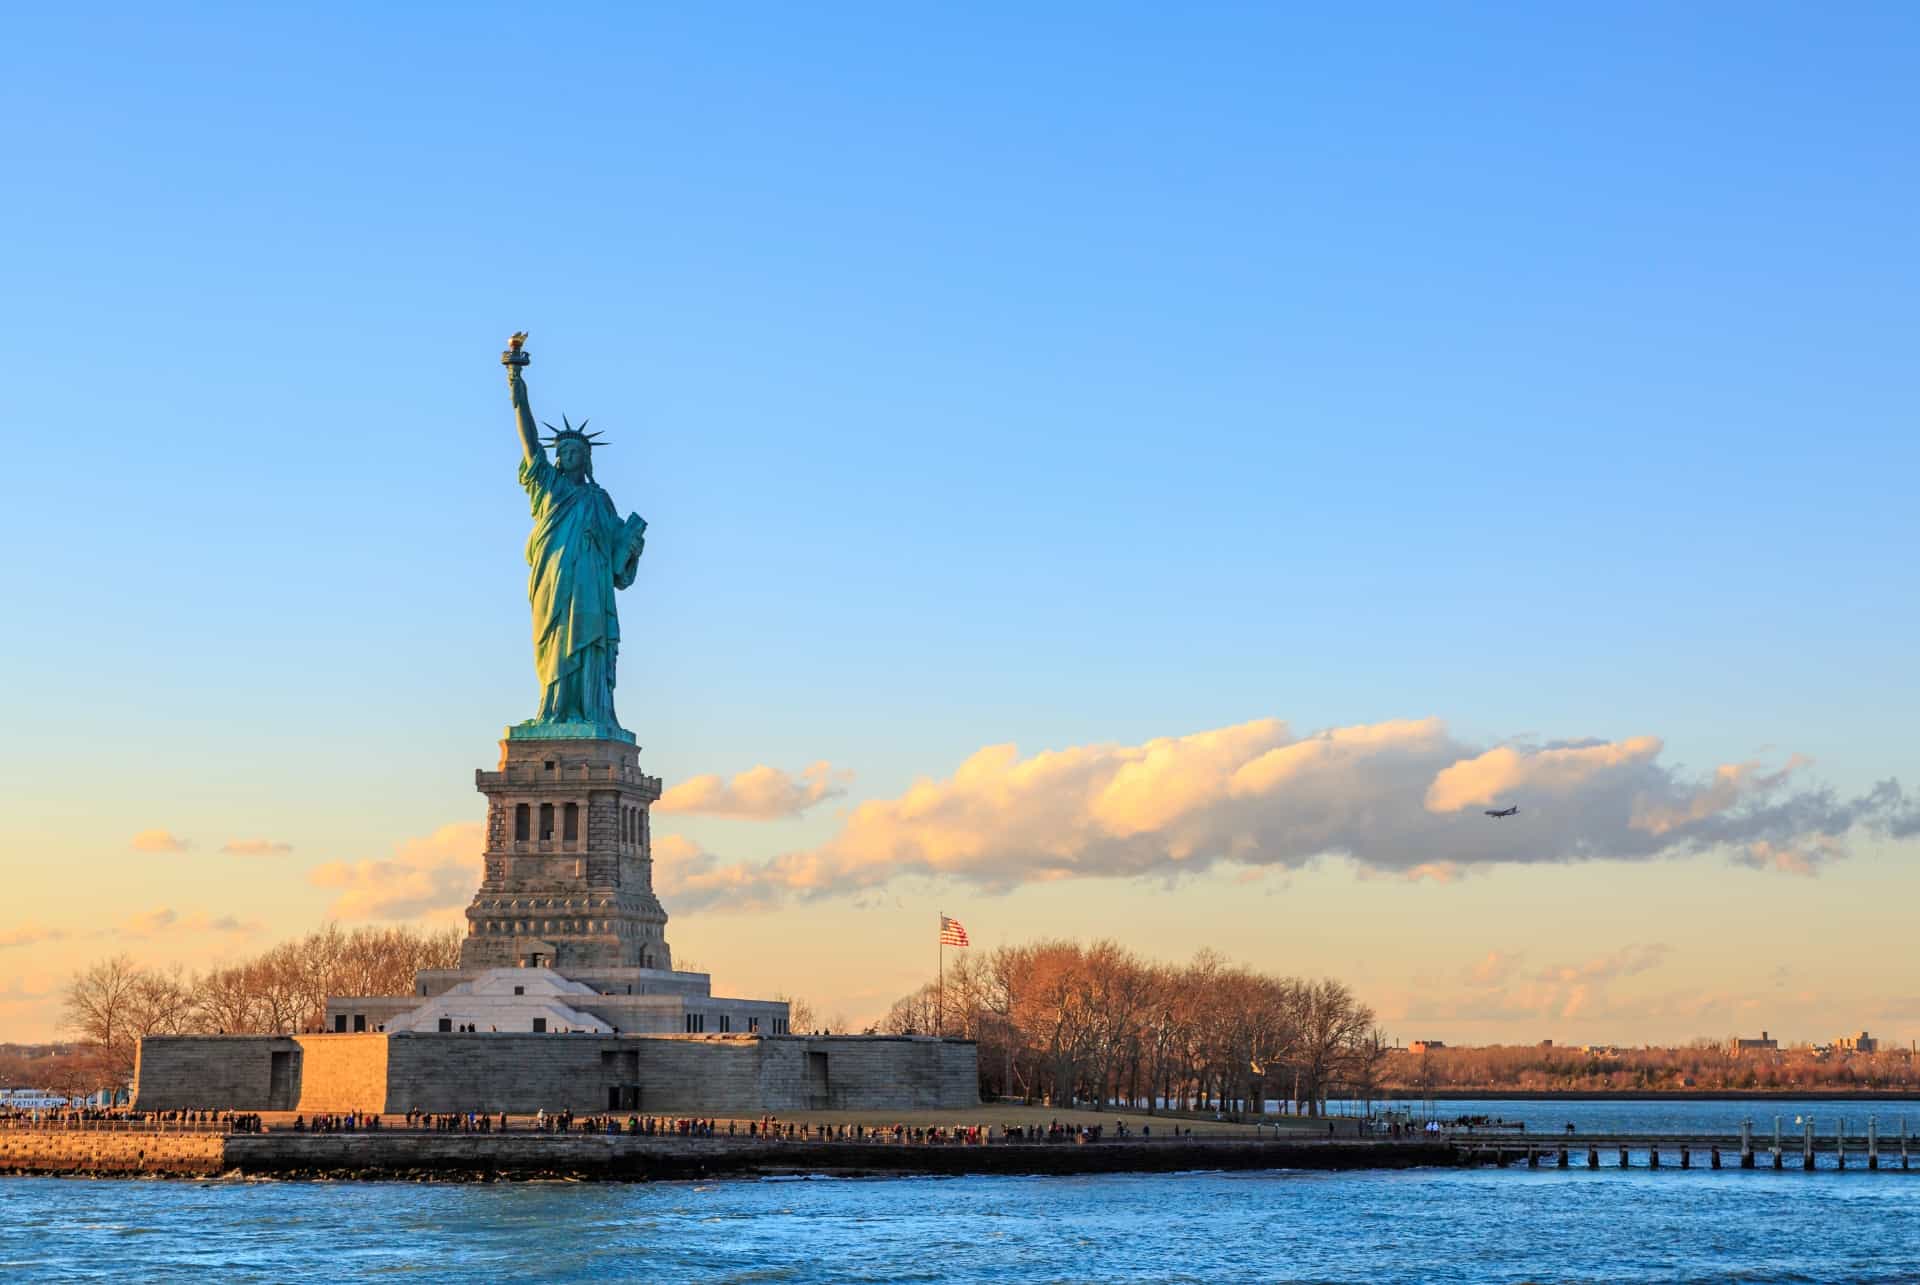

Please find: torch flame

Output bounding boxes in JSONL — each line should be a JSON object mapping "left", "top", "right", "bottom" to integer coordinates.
{"left": 508, "top": 331, "right": 528, "bottom": 351}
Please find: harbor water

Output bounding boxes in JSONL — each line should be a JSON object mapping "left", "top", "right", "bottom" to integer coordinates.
{"left": 6, "top": 1162, "right": 1920, "bottom": 1282}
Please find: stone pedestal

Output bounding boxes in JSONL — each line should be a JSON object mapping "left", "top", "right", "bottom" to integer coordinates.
{"left": 459, "top": 735, "right": 672, "bottom": 972}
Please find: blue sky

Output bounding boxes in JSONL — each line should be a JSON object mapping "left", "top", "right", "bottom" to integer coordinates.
{"left": 2, "top": 4, "right": 1916, "bottom": 1043}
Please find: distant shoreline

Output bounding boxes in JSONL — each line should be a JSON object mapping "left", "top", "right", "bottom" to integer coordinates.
{"left": 1377, "top": 1089, "right": 1920, "bottom": 1101}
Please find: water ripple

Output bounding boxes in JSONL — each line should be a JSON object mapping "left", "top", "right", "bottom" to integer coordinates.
{"left": 2, "top": 1168, "right": 1918, "bottom": 1283}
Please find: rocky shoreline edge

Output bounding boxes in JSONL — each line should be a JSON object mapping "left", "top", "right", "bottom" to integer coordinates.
{"left": 3, "top": 1133, "right": 1457, "bottom": 1181}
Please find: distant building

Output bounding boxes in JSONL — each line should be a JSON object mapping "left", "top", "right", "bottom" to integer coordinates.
{"left": 1836, "top": 1030, "right": 1879, "bottom": 1054}
{"left": 1538, "top": 1039, "right": 1554, "bottom": 1049}
{"left": 1729, "top": 1030, "right": 1778, "bottom": 1056}
{"left": 1408, "top": 1040, "right": 1446, "bottom": 1055}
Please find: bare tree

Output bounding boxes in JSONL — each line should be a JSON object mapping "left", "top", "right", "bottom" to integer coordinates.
{"left": 775, "top": 993, "right": 819, "bottom": 1034}
{"left": 62, "top": 955, "right": 145, "bottom": 1090}
{"left": 879, "top": 939, "right": 1386, "bottom": 1118}
{"left": 248, "top": 943, "right": 310, "bottom": 1033}
{"left": 1346, "top": 1025, "right": 1394, "bottom": 1119}
{"left": 127, "top": 965, "right": 194, "bottom": 1042}
{"left": 1292, "top": 979, "right": 1373, "bottom": 1115}
{"left": 881, "top": 983, "right": 940, "bottom": 1035}
{"left": 193, "top": 964, "right": 265, "bottom": 1034}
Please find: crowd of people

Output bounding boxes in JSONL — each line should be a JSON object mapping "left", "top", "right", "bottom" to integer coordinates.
{"left": 1004, "top": 1120, "right": 1136, "bottom": 1142}
{"left": 292, "top": 1112, "right": 390, "bottom": 1133}
{"left": 0, "top": 1107, "right": 261, "bottom": 1132}
{"left": 730, "top": 1117, "right": 1179, "bottom": 1145}
{"left": 3, "top": 1104, "right": 1310, "bottom": 1145}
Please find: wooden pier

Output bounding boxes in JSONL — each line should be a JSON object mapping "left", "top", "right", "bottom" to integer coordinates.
{"left": 1450, "top": 1117, "right": 1914, "bottom": 1172}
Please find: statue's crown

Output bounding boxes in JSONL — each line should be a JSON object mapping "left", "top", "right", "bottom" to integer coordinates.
{"left": 539, "top": 414, "right": 608, "bottom": 448}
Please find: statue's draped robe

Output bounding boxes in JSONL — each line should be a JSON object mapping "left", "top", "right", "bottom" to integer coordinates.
{"left": 519, "top": 454, "right": 644, "bottom": 727}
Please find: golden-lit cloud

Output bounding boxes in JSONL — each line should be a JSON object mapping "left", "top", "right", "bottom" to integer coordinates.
{"left": 307, "top": 822, "right": 484, "bottom": 920}
{"left": 657, "top": 762, "right": 849, "bottom": 819}
{"left": 130, "top": 828, "right": 190, "bottom": 853}
{"left": 1423, "top": 737, "right": 1664, "bottom": 813}
{"left": 1629, "top": 757, "right": 1809, "bottom": 836}
{"left": 221, "top": 838, "right": 294, "bottom": 856}
{"left": 1730, "top": 837, "right": 1838, "bottom": 878}
{"left": 1529, "top": 945, "right": 1670, "bottom": 1022}
{"left": 0, "top": 975, "right": 60, "bottom": 1029}
{"left": 1539, "top": 943, "right": 1671, "bottom": 986}
{"left": 1467, "top": 950, "right": 1520, "bottom": 987}
{"left": 657, "top": 716, "right": 1916, "bottom": 911}
{"left": 1387, "top": 942, "right": 1679, "bottom": 1029}
{"left": 116, "top": 907, "right": 261, "bottom": 939}
{"left": 120, "top": 907, "right": 179, "bottom": 936}
{"left": 654, "top": 833, "right": 770, "bottom": 909}
{"left": 0, "top": 923, "right": 69, "bottom": 950}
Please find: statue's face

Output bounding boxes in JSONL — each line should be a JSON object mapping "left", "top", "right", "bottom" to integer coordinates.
{"left": 556, "top": 438, "right": 588, "bottom": 475}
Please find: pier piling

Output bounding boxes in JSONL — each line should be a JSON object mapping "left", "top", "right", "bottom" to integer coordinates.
{"left": 1740, "top": 1119, "right": 1754, "bottom": 1169}
{"left": 1803, "top": 1121, "right": 1815, "bottom": 1171}
{"left": 1869, "top": 1117, "right": 1878, "bottom": 1171}
{"left": 1619, "top": 1145, "right": 1629, "bottom": 1169}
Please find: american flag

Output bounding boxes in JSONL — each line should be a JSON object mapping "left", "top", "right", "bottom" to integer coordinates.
{"left": 939, "top": 915, "right": 970, "bottom": 947}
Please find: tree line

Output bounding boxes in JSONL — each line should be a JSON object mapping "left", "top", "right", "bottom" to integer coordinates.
{"left": 62, "top": 923, "right": 462, "bottom": 1091}
{"left": 881, "top": 940, "right": 1389, "bottom": 1116}
{"left": 1393, "top": 1041, "right": 1920, "bottom": 1093}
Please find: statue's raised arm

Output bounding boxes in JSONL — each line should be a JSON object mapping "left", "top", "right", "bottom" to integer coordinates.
{"left": 498, "top": 330, "right": 640, "bottom": 739}
{"left": 504, "top": 332, "right": 544, "bottom": 464}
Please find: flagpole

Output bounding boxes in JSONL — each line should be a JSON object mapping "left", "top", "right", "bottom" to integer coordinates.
{"left": 937, "top": 910, "right": 944, "bottom": 1037}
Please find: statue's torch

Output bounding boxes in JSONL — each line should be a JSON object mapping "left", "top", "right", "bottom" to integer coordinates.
{"left": 502, "top": 331, "right": 530, "bottom": 368}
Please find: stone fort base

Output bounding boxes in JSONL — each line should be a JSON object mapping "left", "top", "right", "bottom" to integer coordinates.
{"left": 134, "top": 1032, "right": 979, "bottom": 1116}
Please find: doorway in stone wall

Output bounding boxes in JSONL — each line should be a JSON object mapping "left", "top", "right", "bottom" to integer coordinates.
{"left": 603, "top": 1049, "right": 640, "bottom": 1111}
{"left": 268, "top": 1050, "right": 295, "bottom": 1110}
{"left": 807, "top": 1051, "right": 829, "bottom": 1109}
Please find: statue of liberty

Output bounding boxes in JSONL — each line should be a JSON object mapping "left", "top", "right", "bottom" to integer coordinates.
{"left": 502, "top": 334, "right": 648, "bottom": 740}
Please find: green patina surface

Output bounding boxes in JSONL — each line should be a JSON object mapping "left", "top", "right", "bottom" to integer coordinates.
{"left": 506, "top": 351, "right": 647, "bottom": 739}
{"left": 506, "top": 718, "right": 637, "bottom": 744}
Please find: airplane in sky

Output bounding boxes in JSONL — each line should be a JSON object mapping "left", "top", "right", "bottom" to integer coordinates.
{"left": 1484, "top": 805, "right": 1520, "bottom": 818}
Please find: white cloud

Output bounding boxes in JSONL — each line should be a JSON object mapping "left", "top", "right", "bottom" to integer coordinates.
{"left": 130, "top": 829, "right": 190, "bottom": 853}
{"left": 221, "top": 838, "right": 294, "bottom": 856}
{"left": 307, "top": 822, "right": 484, "bottom": 920}
{"left": 657, "top": 762, "right": 849, "bottom": 820}
{"left": 656, "top": 716, "right": 1916, "bottom": 912}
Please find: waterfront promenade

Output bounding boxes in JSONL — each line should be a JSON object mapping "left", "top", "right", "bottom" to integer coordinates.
{"left": 5, "top": 1106, "right": 1915, "bottom": 1180}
